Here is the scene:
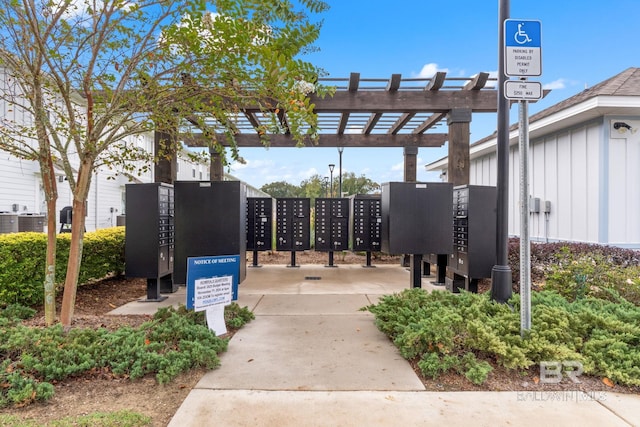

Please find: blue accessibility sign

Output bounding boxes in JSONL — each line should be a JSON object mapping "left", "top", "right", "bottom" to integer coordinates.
{"left": 504, "top": 19, "right": 542, "bottom": 77}
{"left": 505, "top": 20, "right": 541, "bottom": 47}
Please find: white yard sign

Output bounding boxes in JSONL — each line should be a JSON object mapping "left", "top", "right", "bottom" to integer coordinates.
{"left": 194, "top": 275, "right": 233, "bottom": 312}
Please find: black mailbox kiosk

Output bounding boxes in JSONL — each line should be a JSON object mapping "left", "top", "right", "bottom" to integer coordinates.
{"left": 446, "top": 185, "right": 497, "bottom": 293}
{"left": 381, "top": 182, "right": 453, "bottom": 287}
{"left": 173, "top": 181, "right": 247, "bottom": 286}
{"left": 350, "top": 194, "right": 382, "bottom": 267}
{"left": 275, "top": 198, "right": 310, "bottom": 267}
{"left": 246, "top": 197, "right": 274, "bottom": 267}
{"left": 125, "top": 182, "right": 176, "bottom": 301}
{"left": 315, "top": 198, "right": 349, "bottom": 267}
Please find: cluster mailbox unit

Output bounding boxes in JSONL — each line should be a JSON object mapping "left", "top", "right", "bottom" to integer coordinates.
{"left": 173, "top": 181, "right": 247, "bottom": 286}
{"left": 446, "top": 185, "right": 497, "bottom": 293}
{"left": 381, "top": 182, "right": 453, "bottom": 287}
{"left": 125, "top": 182, "right": 175, "bottom": 301}
{"left": 275, "top": 198, "right": 310, "bottom": 266}
{"left": 350, "top": 194, "right": 382, "bottom": 267}
{"left": 246, "top": 197, "right": 274, "bottom": 266}
{"left": 315, "top": 198, "right": 349, "bottom": 266}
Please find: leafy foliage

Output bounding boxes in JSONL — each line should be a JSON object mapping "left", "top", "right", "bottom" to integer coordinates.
{"left": 366, "top": 288, "right": 640, "bottom": 386}
{"left": 0, "top": 304, "right": 254, "bottom": 408}
{"left": 260, "top": 172, "right": 381, "bottom": 200}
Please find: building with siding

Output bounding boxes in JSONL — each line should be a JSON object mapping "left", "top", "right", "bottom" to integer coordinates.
{"left": 426, "top": 68, "right": 640, "bottom": 249}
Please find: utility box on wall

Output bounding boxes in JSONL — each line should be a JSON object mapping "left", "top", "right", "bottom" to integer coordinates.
{"left": 446, "top": 185, "right": 497, "bottom": 293}
{"left": 381, "top": 182, "right": 453, "bottom": 255}
{"left": 246, "top": 197, "right": 273, "bottom": 251}
{"left": 350, "top": 194, "right": 382, "bottom": 252}
{"left": 275, "top": 198, "right": 310, "bottom": 251}
{"left": 173, "top": 181, "right": 247, "bottom": 286}
{"left": 125, "top": 182, "right": 175, "bottom": 301}
{"left": 314, "top": 198, "right": 349, "bottom": 251}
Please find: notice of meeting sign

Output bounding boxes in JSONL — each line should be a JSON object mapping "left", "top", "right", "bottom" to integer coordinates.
{"left": 194, "top": 275, "right": 232, "bottom": 311}
{"left": 186, "top": 254, "right": 240, "bottom": 311}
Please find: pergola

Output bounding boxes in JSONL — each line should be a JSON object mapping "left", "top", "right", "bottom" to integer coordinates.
{"left": 154, "top": 72, "right": 498, "bottom": 186}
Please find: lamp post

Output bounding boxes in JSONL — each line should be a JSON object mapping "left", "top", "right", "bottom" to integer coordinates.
{"left": 329, "top": 164, "right": 335, "bottom": 198}
{"left": 338, "top": 147, "right": 344, "bottom": 198}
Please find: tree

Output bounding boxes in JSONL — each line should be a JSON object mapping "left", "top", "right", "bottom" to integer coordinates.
{"left": 260, "top": 181, "right": 302, "bottom": 198}
{"left": 339, "top": 172, "right": 380, "bottom": 196}
{"left": 299, "top": 174, "right": 326, "bottom": 202}
{"left": 0, "top": 0, "right": 329, "bottom": 326}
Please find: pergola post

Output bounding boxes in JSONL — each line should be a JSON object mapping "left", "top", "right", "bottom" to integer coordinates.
{"left": 403, "top": 146, "right": 418, "bottom": 182}
{"left": 209, "top": 148, "right": 224, "bottom": 181}
{"left": 154, "top": 129, "right": 177, "bottom": 184}
{"left": 447, "top": 108, "right": 472, "bottom": 186}
{"left": 403, "top": 146, "right": 419, "bottom": 268}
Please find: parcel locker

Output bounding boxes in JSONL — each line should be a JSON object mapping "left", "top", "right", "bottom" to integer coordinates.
{"left": 125, "top": 182, "right": 175, "bottom": 300}
{"left": 446, "top": 185, "right": 497, "bottom": 293}
{"left": 173, "top": 181, "right": 247, "bottom": 285}
{"left": 380, "top": 182, "right": 453, "bottom": 255}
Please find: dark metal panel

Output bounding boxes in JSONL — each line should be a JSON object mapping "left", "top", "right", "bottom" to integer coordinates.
{"left": 173, "top": 181, "right": 247, "bottom": 285}
{"left": 381, "top": 182, "right": 453, "bottom": 255}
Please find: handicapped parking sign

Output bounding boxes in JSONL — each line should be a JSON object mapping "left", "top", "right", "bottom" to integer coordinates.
{"left": 504, "top": 19, "right": 542, "bottom": 77}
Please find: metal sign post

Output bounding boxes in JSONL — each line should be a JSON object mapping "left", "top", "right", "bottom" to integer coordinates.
{"left": 503, "top": 18, "right": 542, "bottom": 336}
{"left": 518, "top": 96, "right": 531, "bottom": 335}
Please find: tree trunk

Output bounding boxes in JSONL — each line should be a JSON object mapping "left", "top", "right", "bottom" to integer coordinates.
{"left": 59, "top": 160, "right": 92, "bottom": 327}
{"left": 41, "top": 155, "right": 58, "bottom": 326}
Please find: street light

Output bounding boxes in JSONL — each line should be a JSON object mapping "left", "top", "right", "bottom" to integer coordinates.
{"left": 338, "top": 147, "right": 344, "bottom": 198}
{"left": 328, "top": 164, "right": 335, "bottom": 198}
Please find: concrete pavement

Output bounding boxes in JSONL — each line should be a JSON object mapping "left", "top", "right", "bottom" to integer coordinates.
{"left": 109, "top": 264, "right": 640, "bottom": 427}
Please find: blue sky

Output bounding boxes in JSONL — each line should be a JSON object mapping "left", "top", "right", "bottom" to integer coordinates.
{"left": 228, "top": 0, "right": 640, "bottom": 190}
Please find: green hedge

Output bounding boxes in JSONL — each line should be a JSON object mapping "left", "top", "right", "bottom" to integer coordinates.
{"left": 0, "top": 227, "right": 125, "bottom": 307}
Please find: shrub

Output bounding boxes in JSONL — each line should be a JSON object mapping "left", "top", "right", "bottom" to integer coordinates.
{"left": 0, "top": 304, "right": 247, "bottom": 408}
{"left": 367, "top": 288, "right": 640, "bottom": 386}
{"left": 0, "top": 227, "right": 125, "bottom": 307}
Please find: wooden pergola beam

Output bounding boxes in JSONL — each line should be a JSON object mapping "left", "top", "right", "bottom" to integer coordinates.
{"left": 179, "top": 132, "right": 448, "bottom": 148}
{"left": 308, "top": 90, "right": 497, "bottom": 113}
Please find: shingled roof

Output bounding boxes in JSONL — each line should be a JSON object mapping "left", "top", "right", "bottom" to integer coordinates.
{"left": 529, "top": 67, "right": 640, "bottom": 123}
{"left": 468, "top": 67, "right": 640, "bottom": 148}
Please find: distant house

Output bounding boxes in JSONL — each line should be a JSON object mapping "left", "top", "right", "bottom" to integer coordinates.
{"left": 0, "top": 146, "right": 268, "bottom": 232}
{"left": 426, "top": 67, "right": 640, "bottom": 249}
{"left": 0, "top": 65, "right": 268, "bottom": 233}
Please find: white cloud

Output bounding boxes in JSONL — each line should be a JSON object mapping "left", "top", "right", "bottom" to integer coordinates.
{"left": 543, "top": 79, "right": 567, "bottom": 90}
{"left": 298, "top": 167, "right": 318, "bottom": 180}
{"left": 413, "top": 63, "right": 449, "bottom": 79}
{"left": 391, "top": 161, "right": 404, "bottom": 171}
{"left": 230, "top": 158, "right": 274, "bottom": 171}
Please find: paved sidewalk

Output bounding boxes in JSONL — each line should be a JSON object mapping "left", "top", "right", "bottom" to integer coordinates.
{"left": 111, "top": 264, "right": 640, "bottom": 427}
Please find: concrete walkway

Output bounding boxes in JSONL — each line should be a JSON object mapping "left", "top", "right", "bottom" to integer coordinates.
{"left": 110, "top": 264, "right": 640, "bottom": 427}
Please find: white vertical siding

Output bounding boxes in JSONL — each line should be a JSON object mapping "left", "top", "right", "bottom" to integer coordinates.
{"left": 468, "top": 119, "right": 607, "bottom": 244}
{"left": 608, "top": 119, "right": 640, "bottom": 245}
{"left": 0, "top": 154, "right": 40, "bottom": 213}
{"left": 543, "top": 137, "right": 559, "bottom": 240}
